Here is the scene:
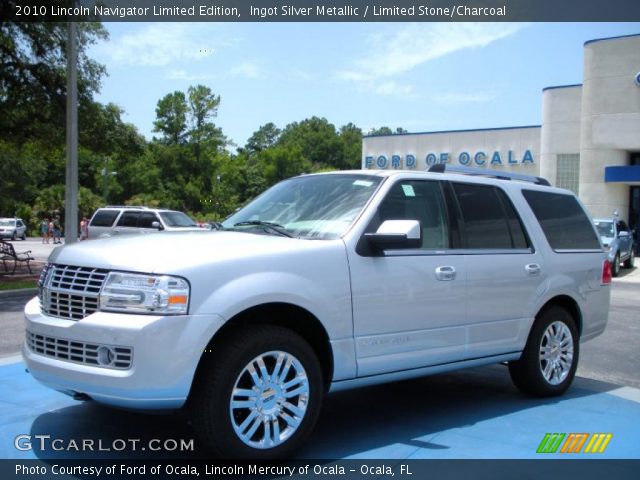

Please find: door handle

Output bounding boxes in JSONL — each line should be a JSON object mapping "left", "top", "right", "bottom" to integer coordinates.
{"left": 435, "top": 266, "right": 456, "bottom": 281}
{"left": 525, "top": 263, "right": 541, "bottom": 276}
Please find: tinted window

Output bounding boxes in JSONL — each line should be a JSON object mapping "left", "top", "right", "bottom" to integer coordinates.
{"left": 378, "top": 180, "right": 449, "bottom": 249}
{"left": 159, "top": 211, "right": 197, "bottom": 227}
{"left": 522, "top": 190, "right": 600, "bottom": 250}
{"left": 617, "top": 221, "right": 629, "bottom": 233}
{"left": 90, "top": 210, "right": 119, "bottom": 227}
{"left": 117, "top": 211, "right": 140, "bottom": 228}
{"left": 138, "top": 212, "right": 160, "bottom": 229}
{"left": 495, "top": 189, "right": 530, "bottom": 249}
{"left": 453, "top": 183, "right": 516, "bottom": 249}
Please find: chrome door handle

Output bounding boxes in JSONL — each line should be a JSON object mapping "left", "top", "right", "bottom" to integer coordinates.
{"left": 525, "top": 263, "right": 541, "bottom": 276}
{"left": 435, "top": 266, "right": 456, "bottom": 281}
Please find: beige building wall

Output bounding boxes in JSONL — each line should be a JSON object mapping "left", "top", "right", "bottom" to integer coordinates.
{"left": 579, "top": 35, "right": 640, "bottom": 221}
{"left": 540, "top": 86, "right": 582, "bottom": 185}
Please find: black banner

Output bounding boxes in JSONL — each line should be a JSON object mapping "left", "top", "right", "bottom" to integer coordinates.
{"left": 4, "top": 0, "right": 640, "bottom": 22}
{"left": 4, "top": 460, "right": 640, "bottom": 480}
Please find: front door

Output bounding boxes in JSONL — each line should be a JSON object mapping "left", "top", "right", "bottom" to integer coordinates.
{"left": 348, "top": 179, "right": 468, "bottom": 377}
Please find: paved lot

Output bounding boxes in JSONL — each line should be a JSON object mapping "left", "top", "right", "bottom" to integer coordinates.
{"left": 0, "top": 266, "right": 638, "bottom": 460}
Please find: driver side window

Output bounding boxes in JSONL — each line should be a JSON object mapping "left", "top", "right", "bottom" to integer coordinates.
{"left": 378, "top": 180, "right": 450, "bottom": 249}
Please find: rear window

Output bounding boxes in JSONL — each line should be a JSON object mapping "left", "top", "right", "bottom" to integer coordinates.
{"left": 90, "top": 210, "right": 119, "bottom": 227}
{"left": 522, "top": 190, "right": 600, "bottom": 250}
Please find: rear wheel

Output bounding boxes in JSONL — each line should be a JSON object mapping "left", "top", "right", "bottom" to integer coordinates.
{"left": 612, "top": 253, "right": 620, "bottom": 277}
{"left": 191, "top": 325, "right": 323, "bottom": 458}
{"left": 509, "top": 306, "right": 579, "bottom": 397}
{"left": 623, "top": 249, "right": 635, "bottom": 269}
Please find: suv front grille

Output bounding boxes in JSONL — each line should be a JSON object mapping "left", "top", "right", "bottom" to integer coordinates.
{"left": 26, "top": 330, "right": 133, "bottom": 369}
{"left": 39, "top": 264, "right": 109, "bottom": 321}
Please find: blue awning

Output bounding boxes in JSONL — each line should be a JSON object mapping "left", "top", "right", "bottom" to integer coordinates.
{"left": 604, "top": 165, "right": 640, "bottom": 183}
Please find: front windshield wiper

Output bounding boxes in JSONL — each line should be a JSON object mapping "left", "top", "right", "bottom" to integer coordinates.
{"left": 233, "top": 221, "right": 295, "bottom": 238}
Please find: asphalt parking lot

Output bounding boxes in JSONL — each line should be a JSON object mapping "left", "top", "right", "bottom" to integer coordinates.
{"left": 0, "top": 260, "right": 638, "bottom": 460}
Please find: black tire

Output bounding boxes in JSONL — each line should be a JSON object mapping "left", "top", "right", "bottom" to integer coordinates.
{"left": 612, "top": 254, "right": 620, "bottom": 277}
{"left": 508, "top": 306, "right": 579, "bottom": 397}
{"left": 190, "top": 325, "right": 323, "bottom": 459}
{"left": 11, "top": 232, "right": 16, "bottom": 241}
{"left": 21, "top": 232, "right": 26, "bottom": 240}
{"left": 623, "top": 250, "right": 635, "bottom": 269}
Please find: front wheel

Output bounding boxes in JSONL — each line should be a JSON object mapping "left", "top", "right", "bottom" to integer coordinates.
{"left": 509, "top": 306, "right": 579, "bottom": 397}
{"left": 191, "top": 325, "right": 323, "bottom": 458}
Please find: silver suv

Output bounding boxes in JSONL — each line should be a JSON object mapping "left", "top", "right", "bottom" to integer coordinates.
{"left": 87, "top": 206, "right": 201, "bottom": 239}
{"left": 0, "top": 217, "right": 27, "bottom": 241}
{"left": 24, "top": 167, "right": 610, "bottom": 458}
{"left": 593, "top": 217, "right": 635, "bottom": 276}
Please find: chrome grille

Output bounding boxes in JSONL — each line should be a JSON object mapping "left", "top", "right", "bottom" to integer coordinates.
{"left": 39, "top": 264, "right": 108, "bottom": 321}
{"left": 26, "top": 330, "right": 133, "bottom": 369}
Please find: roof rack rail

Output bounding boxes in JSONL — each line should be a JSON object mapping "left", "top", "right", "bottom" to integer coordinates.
{"left": 105, "top": 205, "right": 151, "bottom": 209}
{"left": 428, "top": 164, "right": 551, "bottom": 186}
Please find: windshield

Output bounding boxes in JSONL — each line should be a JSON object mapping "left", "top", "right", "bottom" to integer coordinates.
{"left": 222, "top": 174, "right": 383, "bottom": 239}
{"left": 159, "top": 211, "right": 198, "bottom": 227}
{"left": 0, "top": 219, "right": 15, "bottom": 227}
{"left": 594, "top": 220, "right": 614, "bottom": 238}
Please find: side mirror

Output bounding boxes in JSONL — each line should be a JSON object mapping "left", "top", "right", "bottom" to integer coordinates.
{"left": 151, "top": 221, "right": 163, "bottom": 230}
{"left": 365, "top": 220, "right": 422, "bottom": 250}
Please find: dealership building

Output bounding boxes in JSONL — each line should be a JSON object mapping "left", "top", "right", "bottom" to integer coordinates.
{"left": 362, "top": 33, "right": 640, "bottom": 229}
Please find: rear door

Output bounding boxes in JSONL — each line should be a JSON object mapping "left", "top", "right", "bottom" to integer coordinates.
{"left": 451, "top": 182, "right": 542, "bottom": 358}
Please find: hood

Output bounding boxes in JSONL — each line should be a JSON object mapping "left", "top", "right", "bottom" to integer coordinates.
{"left": 48, "top": 230, "right": 310, "bottom": 274}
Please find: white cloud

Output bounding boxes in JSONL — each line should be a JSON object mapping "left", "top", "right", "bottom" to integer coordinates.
{"left": 166, "top": 69, "right": 215, "bottom": 81}
{"left": 94, "top": 23, "right": 221, "bottom": 67}
{"left": 339, "top": 23, "right": 527, "bottom": 95}
{"left": 230, "top": 61, "right": 261, "bottom": 79}
{"left": 432, "top": 91, "right": 497, "bottom": 105}
{"left": 374, "top": 81, "right": 414, "bottom": 96}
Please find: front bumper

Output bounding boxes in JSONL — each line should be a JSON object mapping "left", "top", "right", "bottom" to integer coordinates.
{"left": 23, "top": 297, "right": 225, "bottom": 410}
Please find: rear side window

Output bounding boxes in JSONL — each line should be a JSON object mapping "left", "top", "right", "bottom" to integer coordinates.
{"left": 452, "top": 183, "right": 529, "bottom": 249}
{"left": 90, "top": 210, "right": 119, "bottom": 227}
{"left": 138, "top": 212, "right": 159, "bottom": 229}
{"left": 117, "top": 211, "right": 140, "bottom": 228}
{"left": 522, "top": 190, "right": 600, "bottom": 250}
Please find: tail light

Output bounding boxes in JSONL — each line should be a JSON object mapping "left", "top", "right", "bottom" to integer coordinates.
{"left": 602, "top": 260, "right": 612, "bottom": 285}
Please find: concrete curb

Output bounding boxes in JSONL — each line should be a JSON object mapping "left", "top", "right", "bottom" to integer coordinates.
{"left": 0, "top": 288, "right": 38, "bottom": 299}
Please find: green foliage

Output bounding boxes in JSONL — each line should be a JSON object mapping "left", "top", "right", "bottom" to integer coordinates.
{"left": 153, "top": 91, "right": 188, "bottom": 145}
{"left": 367, "top": 126, "right": 408, "bottom": 136}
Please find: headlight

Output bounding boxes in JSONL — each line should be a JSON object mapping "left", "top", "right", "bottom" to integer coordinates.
{"left": 100, "top": 272, "right": 190, "bottom": 315}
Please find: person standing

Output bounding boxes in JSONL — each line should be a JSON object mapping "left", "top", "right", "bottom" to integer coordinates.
{"left": 41, "top": 218, "right": 50, "bottom": 244}
{"left": 53, "top": 216, "right": 63, "bottom": 244}
{"left": 79, "top": 217, "right": 89, "bottom": 240}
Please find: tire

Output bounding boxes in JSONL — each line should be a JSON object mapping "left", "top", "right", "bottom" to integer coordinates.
{"left": 21, "top": 232, "right": 26, "bottom": 240}
{"left": 612, "top": 253, "right": 620, "bottom": 277}
{"left": 508, "top": 306, "right": 579, "bottom": 397}
{"left": 623, "top": 249, "right": 635, "bottom": 269}
{"left": 11, "top": 232, "right": 16, "bottom": 241}
{"left": 190, "top": 325, "right": 323, "bottom": 459}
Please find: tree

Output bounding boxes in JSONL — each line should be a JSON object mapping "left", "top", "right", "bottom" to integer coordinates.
{"left": 0, "top": 19, "right": 108, "bottom": 143}
{"left": 187, "top": 85, "right": 221, "bottom": 145}
{"left": 245, "top": 123, "right": 281, "bottom": 154}
{"left": 277, "top": 117, "right": 343, "bottom": 169}
{"left": 153, "top": 91, "right": 188, "bottom": 144}
{"left": 367, "top": 126, "right": 408, "bottom": 136}
{"left": 339, "top": 123, "right": 363, "bottom": 169}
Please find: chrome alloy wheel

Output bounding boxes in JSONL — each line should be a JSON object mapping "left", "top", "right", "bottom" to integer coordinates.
{"left": 539, "top": 321, "right": 574, "bottom": 385}
{"left": 229, "top": 351, "right": 309, "bottom": 449}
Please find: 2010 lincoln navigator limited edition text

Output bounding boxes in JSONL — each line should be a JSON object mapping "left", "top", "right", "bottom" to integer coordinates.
{"left": 24, "top": 167, "right": 611, "bottom": 458}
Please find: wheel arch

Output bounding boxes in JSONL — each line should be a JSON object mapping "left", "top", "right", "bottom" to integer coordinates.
{"left": 191, "top": 302, "right": 334, "bottom": 395}
{"left": 536, "top": 295, "right": 583, "bottom": 337}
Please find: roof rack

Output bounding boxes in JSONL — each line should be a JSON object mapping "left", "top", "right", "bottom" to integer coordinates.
{"left": 105, "top": 205, "right": 151, "bottom": 209}
{"left": 428, "top": 164, "right": 551, "bottom": 186}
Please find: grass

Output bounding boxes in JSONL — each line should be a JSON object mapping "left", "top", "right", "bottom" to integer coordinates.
{"left": 0, "top": 279, "right": 38, "bottom": 291}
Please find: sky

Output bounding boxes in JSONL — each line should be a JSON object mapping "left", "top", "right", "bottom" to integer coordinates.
{"left": 88, "top": 22, "right": 640, "bottom": 148}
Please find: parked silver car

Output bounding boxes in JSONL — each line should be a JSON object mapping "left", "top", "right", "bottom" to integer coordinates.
{"left": 24, "top": 167, "right": 610, "bottom": 458}
{"left": 87, "top": 206, "right": 202, "bottom": 239}
{"left": 0, "top": 217, "right": 27, "bottom": 241}
{"left": 593, "top": 217, "right": 635, "bottom": 276}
